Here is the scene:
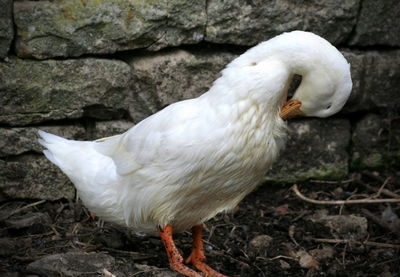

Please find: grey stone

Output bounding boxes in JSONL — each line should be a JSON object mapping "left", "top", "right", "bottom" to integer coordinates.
{"left": 94, "top": 120, "right": 134, "bottom": 139}
{"left": 13, "top": 0, "right": 206, "bottom": 59}
{"left": 0, "top": 237, "right": 32, "bottom": 257}
{"left": 128, "top": 49, "right": 236, "bottom": 113}
{"left": 27, "top": 252, "right": 115, "bottom": 277}
{"left": 342, "top": 51, "right": 400, "bottom": 114}
{"left": 309, "top": 246, "right": 335, "bottom": 261}
{"left": 351, "top": 114, "right": 400, "bottom": 169}
{"left": 0, "top": 57, "right": 142, "bottom": 126}
{"left": 206, "top": 0, "right": 359, "bottom": 46}
{"left": 249, "top": 234, "right": 273, "bottom": 249}
{"left": 134, "top": 264, "right": 180, "bottom": 277}
{"left": 0, "top": 0, "right": 13, "bottom": 58}
{"left": 4, "top": 212, "right": 51, "bottom": 233}
{"left": 0, "top": 155, "right": 75, "bottom": 200}
{"left": 0, "top": 125, "right": 85, "bottom": 157}
{"left": 267, "top": 118, "right": 351, "bottom": 183}
{"left": 350, "top": 0, "right": 400, "bottom": 46}
{"left": 309, "top": 210, "right": 368, "bottom": 240}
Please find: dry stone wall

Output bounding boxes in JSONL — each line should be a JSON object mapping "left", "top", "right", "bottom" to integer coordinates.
{"left": 1, "top": 0, "right": 399, "bottom": 200}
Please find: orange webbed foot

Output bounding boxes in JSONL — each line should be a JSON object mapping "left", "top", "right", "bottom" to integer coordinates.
{"left": 186, "top": 225, "right": 227, "bottom": 277}
{"left": 158, "top": 225, "right": 202, "bottom": 277}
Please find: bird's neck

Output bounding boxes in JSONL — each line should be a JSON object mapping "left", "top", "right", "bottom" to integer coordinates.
{"left": 201, "top": 58, "right": 292, "bottom": 124}
{"left": 201, "top": 38, "right": 338, "bottom": 122}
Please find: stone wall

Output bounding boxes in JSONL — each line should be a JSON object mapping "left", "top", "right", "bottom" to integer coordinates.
{"left": 1, "top": 0, "right": 399, "bottom": 201}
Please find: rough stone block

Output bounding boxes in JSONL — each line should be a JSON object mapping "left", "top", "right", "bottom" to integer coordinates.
{"left": 0, "top": 57, "right": 141, "bottom": 125}
{"left": 0, "top": 125, "right": 85, "bottom": 157}
{"left": 14, "top": 0, "right": 206, "bottom": 59}
{"left": 350, "top": 0, "right": 400, "bottom": 46}
{"left": 206, "top": 0, "right": 359, "bottom": 46}
{"left": 0, "top": 0, "right": 13, "bottom": 58}
{"left": 351, "top": 113, "right": 400, "bottom": 169}
{"left": 0, "top": 155, "right": 75, "bottom": 200}
{"left": 94, "top": 120, "right": 134, "bottom": 139}
{"left": 266, "top": 118, "right": 351, "bottom": 183}
{"left": 27, "top": 252, "right": 115, "bottom": 277}
{"left": 342, "top": 50, "right": 400, "bottom": 114}
{"left": 128, "top": 49, "right": 237, "bottom": 113}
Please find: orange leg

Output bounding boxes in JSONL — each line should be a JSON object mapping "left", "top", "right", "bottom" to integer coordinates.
{"left": 158, "top": 225, "right": 201, "bottom": 277}
{"left": 186, "top": 224, "right": 227, "bottom": 277}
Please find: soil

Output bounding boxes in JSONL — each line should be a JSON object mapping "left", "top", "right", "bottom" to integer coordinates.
{"left": 0, "top": 170, "right": 399, "bottom": 277}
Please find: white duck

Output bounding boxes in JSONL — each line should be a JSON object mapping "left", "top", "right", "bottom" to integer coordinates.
{"left": 38, "top": 31, "right": 352, "bottom": 277}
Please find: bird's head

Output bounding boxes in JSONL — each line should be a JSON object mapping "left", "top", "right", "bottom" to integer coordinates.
{"left": 278, "top": 31, "right": 352, "bottom": 120}
{"left": 280, "top": 73, "right": 352, "bottom": 119}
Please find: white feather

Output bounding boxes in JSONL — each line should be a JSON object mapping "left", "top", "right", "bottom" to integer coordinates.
{"left": 38, "top": 31, "right": 352, "bottom": 233}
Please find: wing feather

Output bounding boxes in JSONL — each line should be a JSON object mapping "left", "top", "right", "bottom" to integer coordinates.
{"left": 94, "top": 98, "right": 219, "bottom": 176}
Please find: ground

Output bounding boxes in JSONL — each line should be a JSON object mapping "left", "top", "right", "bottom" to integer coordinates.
{"left": 0, "top": 170, "right": 399, "bottom": 277}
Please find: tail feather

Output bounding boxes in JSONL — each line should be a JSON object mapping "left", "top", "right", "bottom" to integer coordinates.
{"left": 42, "top": 149, "right": 61, "bottom": 167}
{"left": 37, "top": 130, "right": 78, "bottom": 172}
{"left": 38, "top": 130, "right": 68, "bottom": 145}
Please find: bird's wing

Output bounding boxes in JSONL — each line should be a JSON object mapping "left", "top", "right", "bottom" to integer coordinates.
{"left": 94, "top": 98, "right": 223, "bottom": 176}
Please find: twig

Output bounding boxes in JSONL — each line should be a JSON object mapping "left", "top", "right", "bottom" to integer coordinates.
{"left": 361, "top": 182, "right": 400, "bottom": 199}
{"left": 309, "top": 238, "right": 400, "bottom": 249}
{"left": 361, "top": 209, "right": 400, "bottom": 236}
{"left": 269, "top": 255, "right": 296, "bottom": 261}
{"left": 100, "top": 247, "right": 157, "bottom": 260}
{"left": 102, "top": 268, "right": 116, "bottom": 277}
{"left": 309, "top": 178, "right": 354, "bottom": 184}
{"left": 292, "top": 185, "right": 400, "bottom": 205}
{"left": 0, "top": 200, "right": 46, "bottom": 220}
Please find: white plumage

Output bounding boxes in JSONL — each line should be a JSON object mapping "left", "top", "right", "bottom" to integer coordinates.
{"left": 38, "top": 31, "right": 352, "bottom": 234}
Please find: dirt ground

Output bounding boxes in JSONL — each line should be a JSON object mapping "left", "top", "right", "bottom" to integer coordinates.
{"left": 1, "top": 170, "right": 399, "bottom": 277}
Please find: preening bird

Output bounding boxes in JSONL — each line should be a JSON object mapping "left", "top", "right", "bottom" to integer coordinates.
{"left": 38, "top": 31, "right": 352, "bottom": 277}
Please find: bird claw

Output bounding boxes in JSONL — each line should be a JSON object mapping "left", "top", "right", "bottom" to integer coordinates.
{"left": 186, "top": 251, "right": 227, "bottom": 277}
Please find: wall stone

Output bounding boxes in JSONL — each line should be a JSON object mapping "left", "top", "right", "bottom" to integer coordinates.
{"left": 206, "top": 0, "right": 359, "bottom": 46}
{"left": 1, "top": 1, "right": 399, "bottom": 201}
{"left": 350, "top": 0, "right": 400, "bottom": 46}
{"left": 0, "top": 57, "right": 138, "bottom": 125}
{"left": 343, "top": 51, "right": 400, "bottom": 114}
{"left": 267, "top": 119, "right": 351, "bottom": 183}
{"left": 94, "top": 120, "right": 133, "bottom": 139}
{"left": 0, "top": 0, "right": 13, "bottom": 58}
{"left": 351, "top": 114, "right": 400, "bottom": 169}
{"left": 128, "top": 49, "right": 236, "bottom": 113}
{"left": 0, "top": 155, "right": 75, "bottom": 200}
{"left": 0, "top": 125, "right": 85, "bottom": 157}
{"left": 13, "top": 0, "right": 206, "bottom": 59}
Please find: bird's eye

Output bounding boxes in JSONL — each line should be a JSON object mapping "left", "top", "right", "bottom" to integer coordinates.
{"left": 326, "top": 103, "right": 332, "bottom": 109}
{"left": 250, "top": 62, "right": 257, "bottom": 66}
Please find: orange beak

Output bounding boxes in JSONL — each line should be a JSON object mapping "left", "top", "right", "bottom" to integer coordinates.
{"left": 279, "top": 99, "right": 304, "bottom": 120}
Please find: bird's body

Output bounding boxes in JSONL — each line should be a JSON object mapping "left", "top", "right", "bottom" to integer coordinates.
{"left": 39, "top": 31, "right": 352, "bottom": 276}
{"left": 40, "top": 64, "right": 287, "bottom": 233}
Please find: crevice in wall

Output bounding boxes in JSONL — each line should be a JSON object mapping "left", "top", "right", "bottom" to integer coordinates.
{"left": 339, "top": 45, "right": 400, "bottom": 52}
{"left": 343, "top": 0, "right": 364, "bottom": 45}
{"left": 203, "top": 0, "right": 209, "bottom": 40}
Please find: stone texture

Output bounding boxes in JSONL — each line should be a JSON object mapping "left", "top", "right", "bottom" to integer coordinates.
{"left": 94, "top": 120, "right": 134, "bottom": 139}
{"left": 0, "top": 125, "right": 85, "bottom": 157}
{"left": 206, "top": 0, "right": 359, "bottom": 46}
{"left": 308, "top": 209, "right": 368, "bottom": 240}
{"left": 4, "top": 212, "right": 52, "bottom": 234}
{"left": 0, "top": 57, "right": 142, "bottom": 126}
{"left": 128, "top": 49, "right": 236, "bottom": 113}
{"left": 13, "top": 0, "right": 206, "bottom": 59}
{"left": 342, "top": 50, "right": 400, "bottom": 114}
{"left": 351, "top": 113, "right": 400, "bottom": 169}
{"left": 0, "top": 0, "right": 13, "bottom": 58}
{"left": 27, "top": 252, "right": 115, "bottom": 277}
{"left": 266, "top": 118, "right": 351, "bottom": 183}
{"left": 0, "top": 155, "right": 75, "bottom": 200}
{"left": 350, "top": 0, "right": 400, "bottom": 46}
